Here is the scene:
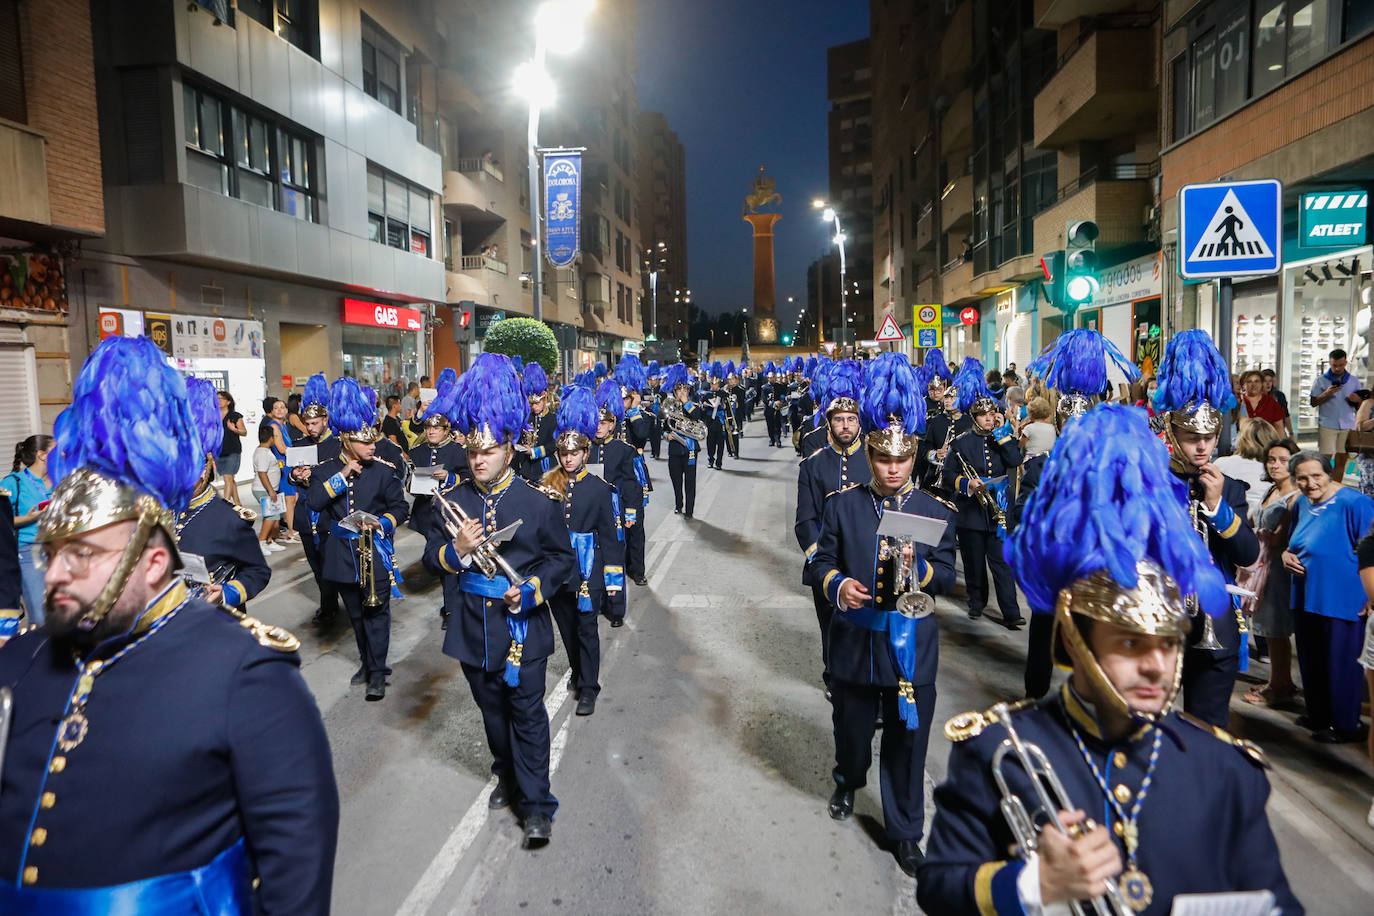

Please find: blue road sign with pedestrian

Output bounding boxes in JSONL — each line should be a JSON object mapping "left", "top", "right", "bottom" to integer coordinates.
{"left": 1179, "top": 179, "right": 1282, "bottom": 279}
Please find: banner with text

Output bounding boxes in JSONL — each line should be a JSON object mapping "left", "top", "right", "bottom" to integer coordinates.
{"left": 543, "top": 152, "right": 582, "bottom": 269}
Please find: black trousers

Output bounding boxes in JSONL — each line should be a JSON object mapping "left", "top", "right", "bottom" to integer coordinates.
{"left": 1025, "top": 612, "right": 1055, "bottom": 699}
{"left": 648, "top": 424, "right": 662, "bottom": 459}
{"left": 831, "top": 679, "right": 936, "bottom": 841}
{"left": 811, "top": 582, "right": 833, "bottom": 687}
{"left": 956, "top": 527, "right": 1022, "bottom": 620}
{"left": 1181, "top": 645, "right": 1238, "bottom": 728}
{"left": 551, "top": 591, "right": 601, "bottom": 697}
{"left": 706, "top": 423, "right": 726, "bottom": 467}
{"left": 668, "top": 452, "right": 696, "bottom": 514}
{"left": 339, "top": 585, "right": 390, "bottom": 678}
{"left": 726, "top": 423, "right": 740, "bottom": 458}
{"left": 462, "top": 657, "right": 558, "bottom": 818}
{"left": 1294, "top": 610, "right": 1365, "bottom": 732}
{"left": 302, "top": 530, "right": 340, "bottom": 615}
{"left": 625, "top": 518, "right": 646, "bottom": 581}
{"left": 765, "top": 411, "right": 782, "bottom": 445}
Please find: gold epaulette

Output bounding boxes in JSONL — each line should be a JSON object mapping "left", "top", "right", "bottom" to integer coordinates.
{"left": 224, "top": 497, "right": 258, "bottom": 522}
{"left": 533, "top": 482, "right": 564, "bottom": 501}
{"left": 1178, "top": 712, "right": 1270, "bottom": 768}
{"left": 220, "top": 606, "right": 300, "bottom": 652}
{"left": 824, "top": 482, "right": 861, "bottom": 501}
{"left": 921, "top": 489, "right": 957, "bottom": 512}
{"left": 373, "top": 456, "right": 397, "bottom": 469}
{"left": 944, "top": 698, "right": 1035, "bottom": 742}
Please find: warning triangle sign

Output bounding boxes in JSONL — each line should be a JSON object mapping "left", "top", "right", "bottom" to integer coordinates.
{"left": 875, "top": 313, "right": 904, "bottom": 341}
{"left": 1188, "top": 189, "right": 1275, "bottom": 262}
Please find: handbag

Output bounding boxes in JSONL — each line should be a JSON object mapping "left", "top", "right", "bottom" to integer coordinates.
{"left": 1346, "top": 426, "right": 1374, "bottom": 456}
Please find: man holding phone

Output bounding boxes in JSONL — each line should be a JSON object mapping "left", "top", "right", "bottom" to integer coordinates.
{"left": 1310, "top": 348, "right": 1363, "bottom": 479}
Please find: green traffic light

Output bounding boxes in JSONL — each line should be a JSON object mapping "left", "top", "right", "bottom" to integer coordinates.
{"left": 1066, "top": 275, "right": 1098, "bottom": 302}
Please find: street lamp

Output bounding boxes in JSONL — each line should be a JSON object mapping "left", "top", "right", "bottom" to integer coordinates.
{"left": 814, "top": 199, "right": 848, "bottom": 348}
{"left": 516, "top": 0, "right": 595, "bottom": 322}
{"left": 648, "top": 270, "right": 659, "bottom": 340}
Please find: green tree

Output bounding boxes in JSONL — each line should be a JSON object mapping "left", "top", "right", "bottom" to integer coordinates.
{"left": 482, "top": 317, "right": 559, "bottom": 377}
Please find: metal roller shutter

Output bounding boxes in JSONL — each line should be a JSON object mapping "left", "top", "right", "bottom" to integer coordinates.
{"left": 0, "top": 341, "right": 41, "bottom": 449}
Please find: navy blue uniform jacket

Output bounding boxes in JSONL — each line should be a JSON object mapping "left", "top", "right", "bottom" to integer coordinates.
{"left": 917, "top": 688, "right": 1301, "bottom": 915}
{"left": 288, "top": 429, "right": 342, "bottom": 536}
{"left": 942, "top": 428, "right": 1024, "bottom": 531}
{"left": 305, "top": 456, "right": 409, "bottom": 587}
{"left": 422, "top": 471, "right": 576, "bottom": 670}
{"left": 518, "top": 408, "right": 558, "bottom": 482}
{"left": 0, "top": 581, "right": 338, "bottom": 911}
{"left": 1177, "top": 473, "right": 1259, "bottom": 659}
{"left": 799, "top": 422, "right": 829, "bottom": 459}
{"left": 555, "top": 470, "right": 626, "bottom": 615}
{"left": 591, "top": 437, "right": 645, "bottom": 522}
{"left": 408, "top": 438, "right": 469, "bottom": 533}
{"left": 177, "top": 488, "right": 271, "bottom": 607}
{"left": 794, "top": 439, "right": 870, "bottom": 585}
{"left": 812, "top": 482, "right": 958, "bottom": 686}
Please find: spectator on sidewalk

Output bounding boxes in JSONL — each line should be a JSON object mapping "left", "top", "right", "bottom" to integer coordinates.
{"left": 1235, "top": 369, "right": 1287, "bottom": 437}
{"left": 1261, "top": 368, "right": 1294, "bottom": 437}
{"left": 1216, "top": 418, "right": 1279, "bottom": 517}
{"left": 218, "top": 390, "right": 246, "bottom": 507}
{"left": 1282, "top": 451, "right": 1374, "bottom": 744}
{"left": 1309, "top": 348, "right": 1362, "bottom": 480}
{"left": 1357, "top": 523, "right": 1374, "bottom": 826}
{"left": 1, "top": 434, "right": 53, "bottom": 625}
{"left": 250, "top": 426, "right": 285, "bottom": 554}
{"left": 1019, "top": 397, "right": 1057, "bottom": 458}
{"left": 1352, "top": 390, "right": 1374, "bottom": 499}
{"left": 1242, "top": 438, "right": 1301, "bottom": 707}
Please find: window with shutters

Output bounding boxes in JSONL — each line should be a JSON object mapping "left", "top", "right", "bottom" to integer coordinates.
{"left": 361, "top": 15, "right": 403, "bottom": 114}
{"left": 0, "top": 0, "right": 24, "bottom": 124}
{"left": 0, "top": 344, "right": 39, "bottom": 455}
{"left": 366, "top": 162, "right": 432, "bottom": 256}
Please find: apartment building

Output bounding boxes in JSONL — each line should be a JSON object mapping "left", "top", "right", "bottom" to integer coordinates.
{"left": 0, "top": 0, "right": 103, "bottom": 440}
{"left": 637, "top": 111, "right": 688, "bottom": 343}
{"left": 81, "top": 0, "right": 446, "bottom": 434}
{"left": 826, "top": 39, "right": 874, "bottom": 343}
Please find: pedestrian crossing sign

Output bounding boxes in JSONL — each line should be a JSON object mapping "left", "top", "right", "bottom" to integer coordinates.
{"left": 1179, "top": 179, "right": 1282, "bottom": 279}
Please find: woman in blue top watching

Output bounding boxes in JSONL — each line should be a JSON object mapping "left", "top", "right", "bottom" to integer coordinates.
{"left": 1282, "top": 449, "right": 1374, "bottom": 744}
{"left": 3, "top": 434, "right": 54, "bottom": 624}
{"left": 263, "top": 397, "right": 300, "bottom": 542}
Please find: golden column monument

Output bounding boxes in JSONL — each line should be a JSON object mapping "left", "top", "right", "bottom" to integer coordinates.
{"left": 743, "top": 167, "right": 782, "bottom": 344}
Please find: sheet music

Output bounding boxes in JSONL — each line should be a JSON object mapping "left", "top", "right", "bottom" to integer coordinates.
{"left": 286, "top": 445, "right": 319, "bottom": 467}
{"left": 876, "top": 511, "right": 951, "bottom": 547}
{"left": 178, "top": 552, "right": 212, "bottom": 585}
{"left": 339, "top": 510, "right": 380, "bottom": 533}
{"left": 1169, "top": 890, "right": 1277, "bottom": 916}
{"left": 409, "top": 476, "right": 440, "bottom": 496}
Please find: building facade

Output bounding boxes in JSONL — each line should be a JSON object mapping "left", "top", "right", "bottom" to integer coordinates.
{"left": 637, "top": 110, "right": 688, "bottom": 343}
{"left": 0, "top": 0, "right": 103, "bottom": 442}
{"left": 826, "top": 39, "right": 874, "bottom": 344}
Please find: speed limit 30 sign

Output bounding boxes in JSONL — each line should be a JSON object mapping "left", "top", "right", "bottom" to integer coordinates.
{"left": 913, "top": 304, "right": 942, "bottom": 349}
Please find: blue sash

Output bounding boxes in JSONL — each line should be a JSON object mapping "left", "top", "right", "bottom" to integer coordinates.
{"left": 569, "top": 531, "right": 597, "bottom": 612}
{"left": 0, "top": 839, "right": 250, "bottom": 915}
{"left": 987, "top": 477, "right": 1009, "bottom": 540}
{"left": 845, "top": 568, "right": 923, "bottom": 730}
{"left": 459, "top": 571, "right": 530, "bottom": 686}
{"left": 331, "top": 524, "right": 404, "bottom": 598}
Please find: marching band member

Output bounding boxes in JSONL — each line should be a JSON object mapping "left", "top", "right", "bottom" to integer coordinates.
{"left": 518, "top": 361, "right": 557, "bottom": 483}
{"left": 794, "top": 357, "right": 868, "bottom": 691}
{"left": 409, "top": 371, "right": 468, "bottom": 630}
{"left": 1016, "top": 329, "right": 1140, "bottom": 698}
{"left": 920, "top": 347, "right": 954, "bottom": 419}
{"left": 177, "top": 377, "right": 271, "bottom": 608}
{"left": 306, "top": 378, "right": 408, "bottom": 700}
{"left": 944, "top": 359, "right": 1024, "bottom": 629}
{"left": 1151, "top": 329, "right": 1259, "bottom": 728}
{"left": 763, "top": 362, "right": 786, "bottom": 447}
{"left": 812, "top": 352, "right": 958, "bottom": 877}
{"left": 289, "top": 372, "right": 343, "bottom": 624}
{"left": 545, "top": 387, "right": 626, "bottom": 716}
{"left": 364, "top": 385, "right": 407, "bottom": 486}
{"left": 703, "top": 363, "right": 730, "bottom": 469}
{"left": 662, "top": 363, "right": 703, "bottom": 518}
{"left": 0, "top": 336, "right": 337, "bottom": 912}
{"left": 798, "top": 359, "right": 836, "bottom": 459}
{"left": 421, "top": 353, "right": 575, "bottom": 847}
{"left": 919, "top": 405, "right": 1299, "bottom": 915}
{"left": 646, "top": 363, "right": 665, "bottom": 459}
{"left": 790, "top": 357, "right": 816, "bottom": 454}
{"left": 724, "top": 365, "right": 746, "bottom": 459}
{"left": 596, "top": 379, "right": 649, "bottom": 592}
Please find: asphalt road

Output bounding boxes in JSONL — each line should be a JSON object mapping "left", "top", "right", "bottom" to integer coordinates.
{"left": 245, "top": 422, "right": 1374, "bottom": 915}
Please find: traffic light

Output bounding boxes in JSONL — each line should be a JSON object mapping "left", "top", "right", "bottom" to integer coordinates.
{"left": 1064, "top": 220, "right": 1099, "bottom": 308}
{"left": 781, "top": 333, "right": 793, "bottom": 346}
{"left": 1040, "top": 251, "right": 1064, "bottom": 308}
{"left": 453, "top": 300, "right": 475, "bottom": 344}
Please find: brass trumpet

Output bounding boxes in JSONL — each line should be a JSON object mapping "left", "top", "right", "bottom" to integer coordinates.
{"left": 433, "top": 493, "right": 527, "bottom": 586}
{"left": 358, "top": 526, "right": 382, "bottom": 607}
{"left": 958, "top": 452, "right": 1008, "bottom": 532}
{"left": 662, "top": 401, "right": 708, "bottom": 442}
{"left": 879, "top": 536, "right": 934, "bottom": 618}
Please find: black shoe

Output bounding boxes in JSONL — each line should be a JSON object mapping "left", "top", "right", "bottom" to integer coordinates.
{"left": 488, "top": 781, "right": 512, "bottom": 810}
{"left": 684, "top": 513, "right": 693, "bottom": 520}
{"left": 674, "top": 507, "right": 682, "bottom": 515}
{"left": 875, "top": 711, "right": 885, "bottom": 729}
{"left": 440, "top": 609, "right": 450, "bottom": 631}
{"left": 1314, "top": 725, "right": 1367, "bottom": 744}
{"left": 896, "top": 840, "right": 924, "bottom": 878}
{"left": 350, "top": 667, "right": 367, "bottom": 687}
{"left": 523, "top": 813, "right": 553, "bottom": 848}
{"left": 967, "top": 607, "right": 984, "bottom": 620}
{"left": 828, "top": 786, "right": 854, "bottom": 820}
{"left": 312, "top": 607, "right": 337, "bottom": 625}
{"left": 365, "top": 677, "right": 386, "bottom": 701}
{"left": 576, "top": 693, "right": 597, "bottom": 716}
{"left": 632, "top": 576, "right": 648, "bottom": 587}
{"left": 610, "top": 616, "right": 626, "bottom": 628}
{"left": 1001, "top": 617, "right": 1026, "bottom": 631}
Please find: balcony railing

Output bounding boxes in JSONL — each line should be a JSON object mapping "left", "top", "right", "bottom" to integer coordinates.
{"left": 1055, "top": 161, "right": 1160, "bottom": 202}
{"left": 457, "top": 157, "right": 504, "bottom": 182}
{"left": 459, "top": 254, "right": 508, "bottom": 275}
{"left": 1054, "top": 13, "right": 1156, "bottom": 71}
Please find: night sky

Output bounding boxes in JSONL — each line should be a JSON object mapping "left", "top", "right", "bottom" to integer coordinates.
{"left": 636, "top": 0, "right": 870, "bottom": 329}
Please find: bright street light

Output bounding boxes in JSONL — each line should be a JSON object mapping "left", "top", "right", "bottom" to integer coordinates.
{"left": 812, "top": 199, "right": 826, "bottom": 209}
{"left": 513, "top": 61, "right": 556, "bottom": 108}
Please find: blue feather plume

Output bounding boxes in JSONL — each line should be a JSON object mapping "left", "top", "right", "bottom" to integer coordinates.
{"left": 661, "top": 362, "right": 690, "bottom": 391}
{"left": 511, "top": 355, "right": 524, "bottom": 373}
{"left": 1026, "top": 329, "right": 1141, "bottom": 397}
{"left": 954, "top": 357, "right": 996, "bottom": 413}
{"left": 1152, "top": 329, "right": 1237, "bottom": 413}
{"left": 1008, "top": 404, "right": 1230, "bottom": 617}
{"left": 556, "top": 387, "right": 600, "bottom": 441}
{"left": 860, "top": 353, "right": 925, "bottom": 435}
{"left": 521, "top": 361, "right": 549, "bottom": 399}
{"left": 49, "top": 336, "right": 204, "bottom": 515}
{"left": 420, "top": 367, "right": 461, "bottom": 423}
{"left": 923, "top": 348, "right": 953, "bottom": 381}
{"left": 330, "top": 378, "right": 374, "bottom": 435}
{"left": 186, "top": 377, "right": 224, "bottom": 458}
{"left": 594, "top": 361, "right": 608, "bottom": 379}
{"left": 725, "top": 359, "right": 737, "bottom": 378}
{"left": 596, "top": 378, "right": 626, "bottom": 423}
{"left": 302, "top": 371, "right": 330, "bottom": 410}
{"left": 455, "top": 353, "right": 527, "bottom": 443}
{"left": 647, "top": 360, "right": 660, "bottom": 379}
{"left": 710, "top": 360, "right": 724, "bottom": 380}
{"left": 615, "top": 354, "right": 647, "bottom": 390}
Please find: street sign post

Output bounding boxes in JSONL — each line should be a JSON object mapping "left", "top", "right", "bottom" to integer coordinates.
{"left": 875, "top": 313, "right": 904, "bottom": 342}
{"left": 1179, "top": 179, "right": 1282, "bottom": 279}
{"left": 913, "top": 304, "right": 942, "bottom": 349}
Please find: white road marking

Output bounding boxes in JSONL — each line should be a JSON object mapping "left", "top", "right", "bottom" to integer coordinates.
{"left": 669, "top": 593, "right": 812, "bottom": 609}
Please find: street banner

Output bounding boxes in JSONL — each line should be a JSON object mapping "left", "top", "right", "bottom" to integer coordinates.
{"left": 544, "top": 152, "right": 582, "bottom": 268}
